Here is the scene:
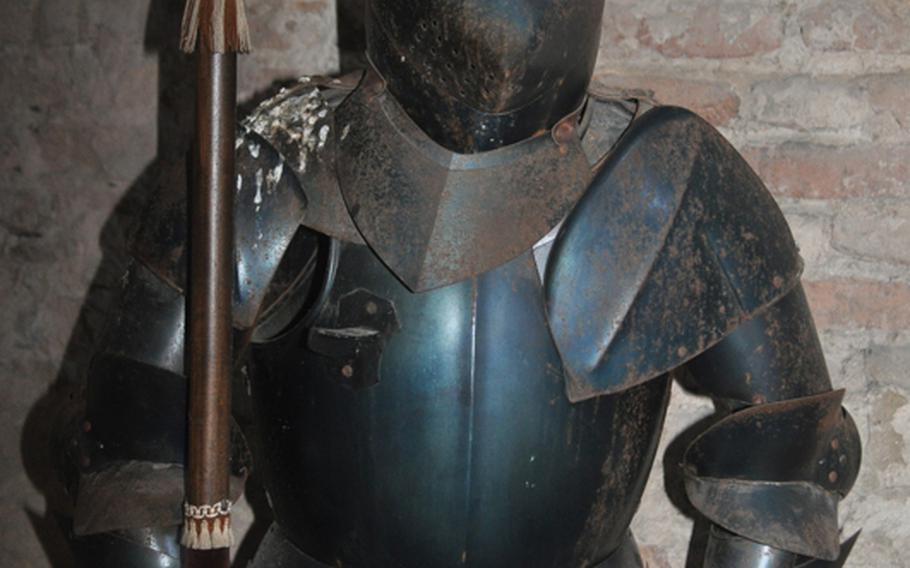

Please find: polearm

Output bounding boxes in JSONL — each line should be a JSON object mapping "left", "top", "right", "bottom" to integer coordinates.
{"left": 178, "top": 1, "right": 250, "bottom": 566}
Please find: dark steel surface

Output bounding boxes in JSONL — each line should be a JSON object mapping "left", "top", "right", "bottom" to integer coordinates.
{"left": 101, "top": 259, "right": 186, "bottom": 375}
{"left": 86, "top": 354, "right": 187, "bottom": 466}
{"left": 84, "top": 260, "right": 187, "bottom": 466}
{"left": 796, "top": 532, "right": 859, "bottom": 568}
{"left": 704, "top": 526, "right": 796, "bottom": 568}
{"left": 73, "top": 461, "right": 184, "bottom": 536}
{"left": 71, "top": 526, "right": 181, "bottom": 568}
{"left": 307, "top": 286, "right": 401, "bottom": 390}
{"left": 130, "top": 160, "right": 192, "bottom": 291}
{"left": 248, "top": 524, "right": 327, "bottom": 567}
{"left": 546, "top": 106, "right": 803, "bottom": 402}
{"left": 367, "top": 0, "right": 605, "bottom": 152}
{"left": 248, "top": 523, "right": 645, "bottom": 568}
{"left": 336, "top": 68, "right": 591, "bottom": 292}
{"left": 594, "top": 531, "right": 644, "bottom": 568}
{"left": 684, "top": 390, "right": 861, "bottom": 560}
{"left": 249, "top": 241, "right": 671, "bottom": 567}
{"left": 233, "top": 129, "right": 309, "bottom": 328}
{"left": 687, "top": 284, "right": 832, "bottom": 406}
{"left": 250, "top": 226, "right": 327, "bottom": 343}
{"left": 186, "top": 49, "right": 235, "bottom": 523}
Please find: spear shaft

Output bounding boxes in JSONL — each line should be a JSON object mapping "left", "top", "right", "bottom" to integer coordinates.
{"left": 179, "top": 1, "right": 249, "bottom": 566}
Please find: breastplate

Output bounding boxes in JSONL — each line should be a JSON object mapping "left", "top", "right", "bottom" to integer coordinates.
{"left": 249, "top": 241, "right": 670, "bottom": 567}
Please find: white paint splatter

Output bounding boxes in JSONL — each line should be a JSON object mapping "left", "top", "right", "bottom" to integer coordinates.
{"left": 318, "top": 124, "right": 330, "bottom": 149}
{"left": 254, "top": 169, "right": 263, "bottom": 205}
{"left": 266, "top": 162, "right": 283, "bottom": 191}
{"left": 236, "top": 174, "right": 243, "bottom": 193}
{"left": 341, "top": 124, "right": 351, "bottom": 141}
{"left": 248, "top": 141, "right": 260, "bottom": 158}
{"left": 240, "top": 80, "right": 332, "bottom": 177}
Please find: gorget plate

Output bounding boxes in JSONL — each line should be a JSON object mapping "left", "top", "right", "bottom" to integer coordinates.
{"left": 335, "top": 69, "right": 592, "bottom": 292}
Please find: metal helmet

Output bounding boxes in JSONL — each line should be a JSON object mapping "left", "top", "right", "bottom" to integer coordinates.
{"left": 366, "top": 0, "right": 606, "bottom": 153}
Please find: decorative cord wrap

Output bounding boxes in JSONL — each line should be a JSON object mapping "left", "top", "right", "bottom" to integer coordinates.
{"left": 181, "top": 499, "right": 234, "bottom": 550}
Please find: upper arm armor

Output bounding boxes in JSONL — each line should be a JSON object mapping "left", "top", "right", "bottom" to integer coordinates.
{"left": 546, "top": 106, "right": 803, "bottom": 402}
{"left": 129, "top": 91, "right": 326, "bottom": 331}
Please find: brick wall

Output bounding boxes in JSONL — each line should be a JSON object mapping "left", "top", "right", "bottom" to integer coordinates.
{"left": 1, "top": 0, "right": 906, "bottom": 566}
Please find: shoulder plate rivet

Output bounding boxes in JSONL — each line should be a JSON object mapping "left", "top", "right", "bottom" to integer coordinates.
{"left": 553, "top": 121, "right": 575, "bottom": 147}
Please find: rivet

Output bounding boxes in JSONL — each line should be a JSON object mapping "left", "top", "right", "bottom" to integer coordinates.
{"left": 341, "top": 365, "right": 354, "bottom": 378}
{"left": 365, "top": 301, "right": 378, "bottom": 315}
{"left": 830, "top": 438, "right": 839, "bottom": 450}
{"left": 82, "top": 420, "right": 92, "bottom": 433}
{"left": 828, "top": 470, "right": 838, "bottom": 483}
{"left": 553, "top": 120, "right": 574, "bottom": 146}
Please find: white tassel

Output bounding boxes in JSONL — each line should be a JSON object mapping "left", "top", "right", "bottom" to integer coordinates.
{"left": 181, "top": 500, "right": 234, "bottom": 550}
{"left": 180, "top": 0, "right": 252, "bottom": 54}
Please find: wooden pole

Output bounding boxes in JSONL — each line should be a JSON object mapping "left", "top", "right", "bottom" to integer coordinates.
{"left": 179, "top": 1, "right": 249, "bottom": 566}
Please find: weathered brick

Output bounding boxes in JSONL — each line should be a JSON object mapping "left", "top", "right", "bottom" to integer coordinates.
{"left": 805, "top": 279, "right": 910, "bottom": 332}
{"left": 781, "top": 206, "right": 830, "bottom": 269}
{"left": 832, "top": 200, "right": 910, "bottom": 266}
{"left": 634, "top": 3, "right": 783, "bottom": 59}
{"left": 743, "top": 144, "right": 910, "bottom": 200}
{"left": 798, "top": 0, "right": 910, "bottom": 55}
{"left": 865, "top": 343, "right": 910, "bottom": 389}
{"left": 867, "top": 74, "right": 910, "bottom": 139}
{"left": 746, "top": 76, "right": 873, "bottom": 132}
{"left": 864, "top": 386, "right": 910, "bottom": 487}
{"left": 590, "top": 75, "right": 740, "bottom": 126}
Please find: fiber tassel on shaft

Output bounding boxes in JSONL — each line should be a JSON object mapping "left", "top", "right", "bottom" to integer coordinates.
{"left": 180, "top": 0, "right": 252, "bottom": 53}
{"left": 182, "top": 500, "right": 234, "bottom": 550}
{"left": 181, "top": 516, "right": 234, "bottom": 550}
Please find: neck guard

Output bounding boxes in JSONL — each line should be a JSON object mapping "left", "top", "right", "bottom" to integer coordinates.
{"left": 335, "top": 69, "right": 591, "bottom": 292}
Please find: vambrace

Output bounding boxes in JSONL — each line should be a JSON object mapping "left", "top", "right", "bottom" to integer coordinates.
{"left": 683, "top": 390, "right": 860, "bottom": 562}
{"left": 683, "top": 285, "right": 862, "bottom": 566}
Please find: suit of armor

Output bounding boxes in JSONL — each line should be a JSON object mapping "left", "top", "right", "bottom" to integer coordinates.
{"left": 62, "top": 1, "right": 861, "bottom": 566}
